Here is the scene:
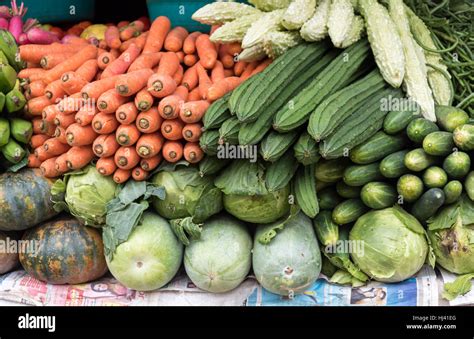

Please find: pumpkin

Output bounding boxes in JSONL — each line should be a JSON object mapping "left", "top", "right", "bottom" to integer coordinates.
{"left": 0, "top": 169, "right": 58, "bottom": 231}
{"left": 0, "top": 231, "right": 19, "bottom": 274}
{"left": 19, "top": 217, "right": 108, "bottom": 284}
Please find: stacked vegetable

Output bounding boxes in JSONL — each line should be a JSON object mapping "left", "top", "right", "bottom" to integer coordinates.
{"left": 21, "top": 15, "right": 270, "bottom": 183}
{"left": 0, "top": 29, "right": 31, "bottom": 171}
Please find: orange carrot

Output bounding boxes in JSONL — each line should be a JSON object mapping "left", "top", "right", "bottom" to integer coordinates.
{"left": 66, "top": 123, "right": 98, "bottom": 146}
{"left": 20, "top": 43, "right": 85, "bottom": 64}
{"left": 26, "top": 80, "right": 46, "bottom": 98}
{"left": 113, "top": 168, "right": 131, "bottom": 183}
{"left": 224, "top": 69, "right": 234, "bottom": 77}
{"left": 40, "top": 52, "right": 75, "bottom": 70}
{"left": 147, "top": 52, "right": 180, "bottom": 98}
{"left": 140, "top": 154, "right": 162, "bottom": 171}
{"left": 134, "top": 88, "right": 154, "bottom": 111}
{"left": 162, "top": 141, "right": 183, "bottom": 163}
{"left": 196, "top": 63, "right": 212, "bottom": 99}
{"left": 76, "top": 59, "right": 99, "bottom": 82}
{"left": 240, "top": 61, "right": 259, "bottom": 80}
{"left": 75, "top": 104, "right": 98, "bottom": 126}
{"left": 18, "top": 68, "right": 46, "bottom": 80}
{"left": 251, "top": 58, "right": 272, "bottom": 76}
{"left": 60, "top": 71, "right": 89, "bottom": 96}
{"left": 43, "top": 138, "right": 70, "bottom": 156}
{"left": 65, "top": 36, "right": 89, "bottom": 45}
{"left": 219, "top": 45, "right": 235, "bottom": 69}
{"left": 173, "top": 64, "right": 184, "bottom": 85}
{"left": 120, "top": 25, "right": 140, "bottom": 42}
{"left": 116, "top": 102, "right": 138, "bottom": 124}
{"left": 32, "top": 118, "right": 43, "bottom": 134}
{"left": 143, "top": 16, "right": 171, "bottom": 54}
{"left": 54, "top": 127, "right": 67, "bottom": 144}
{"left": 136, "top": 107, "right": 162, "bottom": 133}
{"left": 158, "top": 85, "right": 188, "bottom": 119}
{"left": 116, "top": 124, "right": 141, "bottom": 146}
{"left": 26, "top": 96, "right": 50, "bottom": 116}
{"left": 131, "top": 167, "right": 149, "bottom": 181}
{"left": 96, "top": 156, "right": 117, "bottom": 176}
{"left": 183, "top": 54, "right": 198, "bottom": 67}
{"left": 43, "top": 45, "right": 98, "bottom": 84}
{"left": 180, "top": 100, "right": 210, "bottom": 123}
{"left": 184, "top": 142, "right": 204, "bottom": 163}
{"left": 81, "top": 75, "right": 119, "bottom": 100}
{"left": 40, "top": 120, "right": 56, "bottom": 137}
{"left": 161, "top": 119, "right": 184, "bottom": 141}
{"left": 176, "top": 51, "right": 185, "bottom": 63}
{"left": 44, "top": 80, "right": 66, "bottom": 103}
{"left": 183, "top": 32, "right": 201, "bottom": 55}
{"left": 188, "top": 87, "right": 201, "bottom": 101}
{"left": 97, "top": 88, "right": 129, "bottom": 113}
{"left": 157, "top": 52, "right": 181, "bottom": 76}
{"left": 128, "top": 52, "right": 161, "bottom": 72}
{"left": 210, "top": 24, "right": 221, "bottom": 36}
{"left": 40, "top": 157, "right": 60, "bottom": 178}
{"left": 92, "top": 113, "right": 120, "bottom": 134}
{"left": 57, "top": 92, "right": 84, "bottom": 114}
{"left": 65, "top": 146, "right": 95, "bottom": 170}
{"left": 93, "top": 134, "right": 120, "bottom": 158}
{"left": 227, "top": 42, "right": 242, "bottom": 56}
{"left": 54, "top": 153, "right": 69, "bottom": 173}
{"left": 42, "top": 104, "right": 60, "bottom": 123}
{"left": 30, "top": 134, "right": 49, "bottom": 149}
{"left": 101, "top": 43, "right": 141, "bottom": 79}
{"left": 207, "top": 77, "right": 242, "bottom": 101}
{"left": 182, "top": 123, "right": 202, "bottom": 142}
{"left": 182, "top": 65, "right": 198, "bottom": 91}
{"left": 34, "top": 146, "right": 55, "bottom": 162}
{"left": 114, "top": 146, "right": 140, "bottom": 170}
{"left": 233, "top": 61, "right": 247, "bottom": 77}
{"left": 27, "top": 153, "right": 42, "bottom": 168}
{"left": 115, "top": 69, "right": 154, "bottom": 97}
{"left": 54, "top": 111, "right": 76, "bottom": 128}
{"left": 97, "top": 51, "right": 116, "bottom": 70}
{"left": 164, "top": 27, "right": 189, "bottom": 52}
{"left": 136, "top": 133, "right": 164, "bottom": 158}
{"left": 196, "top": 34, "right": 217, "bottom": 69}
{"left": 117, "top": 21, "right": 129, "bottom": 29}
{"left": 211, "top": 60, "right": 225, "bottom": 83}
{"left": 105, "top": 26, "right": 121, "bottom": 49}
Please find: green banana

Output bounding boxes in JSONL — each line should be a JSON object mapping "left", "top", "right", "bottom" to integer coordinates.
{"left": 0, "top": 63, "right": 17, "bottom": 94}
{"left": 5, "top": 88, "right": 26, "bottom": 113}
{"left": 0, "top": 30, "right": 22, "bottom": 71}
{"left": 1, "top": 138, "right": 26, "bottom": 164}
{"left": 0, "top": 51, "right": 9, "bottom": 66}
{"left": 0, "top": 118, "right": 10, "bottom": 147}
{"left": 10, "top": 118, "right": 33, "bottom": 144}
{"left": 0, "top": 92, "right": 5, "bottom": 111}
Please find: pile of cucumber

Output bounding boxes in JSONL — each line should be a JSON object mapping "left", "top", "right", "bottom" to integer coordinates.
{"left": 316, "top": 105, "right": 474, "bottom": 226}
{"left": 0, "top": 30, "right": 30, "bottom": 171}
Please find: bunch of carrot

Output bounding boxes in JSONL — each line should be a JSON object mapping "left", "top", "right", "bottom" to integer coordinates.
{"left": 19, "top": 16, "right": 271, "bottom": 183}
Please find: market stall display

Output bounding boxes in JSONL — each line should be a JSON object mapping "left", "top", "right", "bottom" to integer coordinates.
{"left": 0, "top": 0, "right": 473, "bottom": 305}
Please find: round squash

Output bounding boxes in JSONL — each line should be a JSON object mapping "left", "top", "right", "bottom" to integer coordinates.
{"left": 19, "top": 217, "right": 107, "bottom": 284}
{"left": 184, "top": 214, "right": 252, "bottom": 293}
{"left": 0, "top": 231, "right": 19, "bottom": 274}
{"left": 253, "top": 212, "right": 321, "bottom": 296}
{"left": 0, "top": 169, "right": 58, "bottom": 231}
{"left": 106, "top": 212, "right": 183, "bottom": 291}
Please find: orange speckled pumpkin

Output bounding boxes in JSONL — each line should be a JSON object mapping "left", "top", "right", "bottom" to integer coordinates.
{"left": 19, "top": 217, "right": 108, "bottom": 284}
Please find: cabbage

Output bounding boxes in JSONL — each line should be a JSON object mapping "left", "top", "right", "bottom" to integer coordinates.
{"left": 349, "top": 206, "right": 430, "bottom": 282}
{"left": 64, "top": 165, "right": 117, "bottom": 227}
{"left": 215, "top": 160, "right": 291, "bottom": 224}
{"left": 427, "top": 195, "right": 474, "bottom": 275}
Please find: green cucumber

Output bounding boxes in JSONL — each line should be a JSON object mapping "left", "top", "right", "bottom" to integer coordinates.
{"left": 404, "top": 148, "right": 437, "bottom": 172}
{"left": 383, "top": 109, "right": 420, "bottom": 134}
{"left": 407, "top": 118, "right": 439, "bottom": 143}
{"left": 273, "top": 39, "right": 371, "bottom": 132}
{"left": 360, "top": 182, "right": 397, "bottom": 210}
{"left": 293, "top": 132, "right": 320, "bottom": 165}
{"left": 218, "top": 117, "right": 240, "bottom": 145}
{"left": 379, "top": 150, "right": 409, "bottom": 178}
{"left": 422, "top": 131, "right": 455, "bottom": 156}
{"left": 343, "top": 162, "right": 383, "bottom": 187}
{"left": 397, "top": 174, "right": 424, "bottom": 203}
{"left": 294, "top": 164, "right": 319, "bottom": 218}
{"left": 200, "top": 130, "right": 220, "bottom": 156}
{"left": 332, "top": 199, "right": 368, "bottom": 225}
{"left": 260, "top": 130, "right": 299, "bottom": 162}
{"left": 316, "top": 179, "right": 333, "bottom": 192}
{"left": 453, "top": 124, "right": 474, "bottom": 151}
{"left": 198, "top": 156, "right": 230, "bottom": 177}
{"left": 435, "top": 106, "right": 470, "bottom": 132}
{"left": 265, "top": 150, "right": 299, "bottom": 192}
{"left": 238, "top": 50, "right": 338, "bottom": 146}
{"left": 308, "top": 69, "right": 387, "bottom": 141}
{"left": 318, "top": 186, "right": 342, "bottom": 210}
{"left": 411, "top": 188, "right": 445, "bottom": 222}
{"left": 0, "top": 92, "right": 5, "bottom": 112}
{"left": 0, "top": 118, "right": 10, "bottom": 147}
{"left": 422, "top": 166, "right": 448, "bottom": 188}
{"left": 350, "top": 131, "right": 405, "bottom": 164}
{"left": 315, "top": 158, "right": 349, "bottom": 183}
{"left": 336, "top": 181, "right": 361, "bottom": 199}
{"left": 442, "top": 151, "right": 471, "bottom": 179}
{"left": 443, "top": 180, "right": 463, "bottom": 204}
{"left": 465, "top": 172, "right": 474, "bottom": 201}
{"left": 318, "top": 87, "right": 404, "bottom": 159}
{"left": 313, "top": 211, "right": 339, "bottom": 247}
{"left": 203, "top": 92, "right": 232, "bottom": 130}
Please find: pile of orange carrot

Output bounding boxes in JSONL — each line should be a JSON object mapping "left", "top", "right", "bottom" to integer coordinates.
{"left": 20, "top": 16, "right": 272, "bottom": 183}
